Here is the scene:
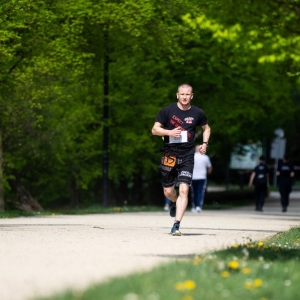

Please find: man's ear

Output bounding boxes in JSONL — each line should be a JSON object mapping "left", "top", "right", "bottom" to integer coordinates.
{"left": 176, "top": 94, "right": 178, "bottom": 99}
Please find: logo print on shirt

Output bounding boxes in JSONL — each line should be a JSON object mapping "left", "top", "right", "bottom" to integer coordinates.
{"left": 184, "top": 117, "right": 194, "bottom": 124}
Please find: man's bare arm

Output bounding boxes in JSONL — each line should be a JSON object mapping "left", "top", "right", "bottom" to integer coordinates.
{"left": 249, "top": 172, "right": 255, "bottom": 187}
{"left": 202, "top": 124, "right": 211, "bottom": 143}
{"left": 199, "top": 124, "right": 211, "bottom": 154}
{"left": 151, "top": 122, "right": 182, "bottom": 138}
{"left": 207, "top": 166, "right": 213, "bottom": 175}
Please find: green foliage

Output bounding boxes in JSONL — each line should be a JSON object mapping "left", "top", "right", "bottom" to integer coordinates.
{"left": 0, "top": 205, "right": 162, "bottom": 218}
{"left": 1, "top": 0, "right": 300, "bottom": 208}
{"left": 183, "top": 1, "right": 300, "bottom": 66}
{"left": 178, "top": 1, "right": 300, "bottom": 160}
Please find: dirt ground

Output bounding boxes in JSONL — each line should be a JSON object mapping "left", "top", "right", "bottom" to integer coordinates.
{"left": 1, "top": 192, "right": 299, "bottom": 300}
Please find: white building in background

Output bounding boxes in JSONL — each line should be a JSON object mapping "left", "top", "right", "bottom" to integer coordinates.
{"left": 230, "top": 143, "right": 263, "bottom": 170}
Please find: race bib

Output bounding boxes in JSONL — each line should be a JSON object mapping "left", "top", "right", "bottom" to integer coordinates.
{"left": 163, "top": 155, "right": 176, "bottom": 167}
{"left": 169, "top": 131, "right": 187, "bottom": 144}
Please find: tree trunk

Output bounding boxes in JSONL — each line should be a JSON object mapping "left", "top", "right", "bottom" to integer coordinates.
{"left": 131, "top": 175, "right": 143, "bottom": 205}
{"left": 119, "top": 179, "right": 128, "bottom": 206}
{"left": 7, "top": 173, "right": 44, "bottom": 211}
{"left": 94, "top": 177, "right": 101, "bottom": 205}
{"left": 70, "top": 178, "right": 80, "bottom": 209}
{"left": 0, "top": 130, "right": 4, "bottom": 212}
{"left": 146, "top": 175, "right": 164, "bottom": 206}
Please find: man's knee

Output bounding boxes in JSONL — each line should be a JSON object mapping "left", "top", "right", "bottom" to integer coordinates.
{"left": 164, "top": 187, "right": 175, "bottom": 199}
{"left": 178, "top": 183, "right": 189, "bottom": 196}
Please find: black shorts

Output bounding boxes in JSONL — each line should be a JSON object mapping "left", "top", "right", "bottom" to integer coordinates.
{"left": 160, "top": 154, "right": 194, "bottom": 187}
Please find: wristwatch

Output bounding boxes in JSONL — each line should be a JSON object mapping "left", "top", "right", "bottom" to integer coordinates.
{"left": 202, "top": 142, "right": 209, "bottom": 146}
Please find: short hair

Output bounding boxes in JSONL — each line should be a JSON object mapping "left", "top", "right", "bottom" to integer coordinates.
{"left": 259, "top": 155, "right": 265, "bottom": 161}
{"left": 178, "top": 83, "right": 193, "bottom": 92}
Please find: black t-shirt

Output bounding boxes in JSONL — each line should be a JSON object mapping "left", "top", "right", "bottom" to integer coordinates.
{"left": 277, "top": 161, "right": 294, "bottom": 185}
{"left": 155, "top": 103, "right": 208, "bottom": 156}
{"left": 253, "top": 163, "right": 269, "bottom": 187}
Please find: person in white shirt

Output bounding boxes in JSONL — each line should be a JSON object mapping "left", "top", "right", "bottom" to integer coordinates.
{"left": 191, "top": 145, "right": 212, "bottom": 212}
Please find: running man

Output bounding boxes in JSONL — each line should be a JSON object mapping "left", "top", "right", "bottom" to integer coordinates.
{"left": 151, "top": 83, "right": 211, "bottom": 236}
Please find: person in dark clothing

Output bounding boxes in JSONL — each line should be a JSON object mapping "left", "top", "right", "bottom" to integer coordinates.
{"left": 248, "top": 155, "right": 269, "bottom": 212}
{"left": 152, "top": 83, "right": 211, "bottom": 236}
{"left": 277, "top": 154, "right": 294, "bottom": 212}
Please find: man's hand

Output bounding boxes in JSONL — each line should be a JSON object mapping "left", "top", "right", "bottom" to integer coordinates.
{"left": 169, "top": 127, "right": 182, "bottom": 138}
{"left": 199, "top": 144, "right": 207, "bottom": 155}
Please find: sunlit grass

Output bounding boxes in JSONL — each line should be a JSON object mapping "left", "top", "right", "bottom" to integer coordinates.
{"left": 0, "top": 206, "right": 163, "bottom": 218}
{"left": 38, "top": 227, "right": 300, "bottom": 300}
{"left": 0, "top": 201, "right": 250, "bottom": 218}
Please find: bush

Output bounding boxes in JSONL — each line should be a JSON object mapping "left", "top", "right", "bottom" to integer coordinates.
{"left": 204, "top": 189, "right": 255, "bottom": 205}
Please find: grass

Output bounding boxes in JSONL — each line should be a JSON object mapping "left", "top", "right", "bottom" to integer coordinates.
{"left": 0, "top": 205, "right": 163, "bottom": 218}
{"left": 37, "top": 227, "right": 300, "bottom": 300}
{"left": 0, "top": 201, "right": 252, "bottom": 218}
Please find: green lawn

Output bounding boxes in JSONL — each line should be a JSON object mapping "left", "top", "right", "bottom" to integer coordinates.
{"left": 37, "top": 227, "right": 300, "bottom": 300}
{"left": 0, "top": 206, "right": 162, "bottom": 218}
{"left": 0, "top": 201, "right": 253, "bottom": 219}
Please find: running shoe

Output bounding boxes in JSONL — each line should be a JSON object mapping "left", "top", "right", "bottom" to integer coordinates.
{"left": 196, "top": 206, "right": 202, "bottom": 213}
{"left": 170, "top": 223, "right": 181, "bottom": 236}
{"left": 170, "top": 202, "right": 176, "bottom": 217}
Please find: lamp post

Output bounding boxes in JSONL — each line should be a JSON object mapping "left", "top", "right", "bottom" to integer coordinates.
{"left": 270, "top": 128, "right": 286, "bottom": 187}
{"left": 102, "top": 27, "right": 109, "bottom": 207}
{"left": 0, "top": 130, "right": 4, "bottom": 211}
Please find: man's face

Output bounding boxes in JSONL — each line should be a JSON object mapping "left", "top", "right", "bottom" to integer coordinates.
{"left": 177, "top": 87, "right": 193, "bottom": 106}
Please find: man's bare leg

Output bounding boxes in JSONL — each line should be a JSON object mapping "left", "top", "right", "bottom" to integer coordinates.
{"left": 164, "top": 184, "right": 189, "bottom": 220}
{"left": 163, "top": 186, "right": 177, "bottom": 218}
{"left": 175, "top": 183, "right": 189, "bottom": 221}
{"left": 165, "top": 183, "right": 189, "bottom": 236}
{"left": 163, "top": 186, "right": 177, "bottom": 203}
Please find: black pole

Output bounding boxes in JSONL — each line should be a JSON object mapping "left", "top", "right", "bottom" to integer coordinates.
{"left": 0, "top": 129, "right": 4, "bottom": 211}
{"left": 102, "top": 27, "right": 109, "bottom": 207}
{"left": 225, "top": 161, "right": 230, "bottom": 191}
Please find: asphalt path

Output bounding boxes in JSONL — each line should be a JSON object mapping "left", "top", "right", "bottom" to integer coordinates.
{"left": 0, "top": 192, "right": 299, "bottom": 300}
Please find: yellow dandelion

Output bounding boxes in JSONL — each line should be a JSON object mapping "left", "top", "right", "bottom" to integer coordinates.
{"left": 221, "top": 271, "right": 230, "bottom": 278}
{"left": 258, "top": 241, "right": 264, "bottom": 247}
{"left": 228, "top": 260, "right": 239, "bottom": 270}
{"left": 175, "top": 281, "right": 196, "bottom": 291}
{"left": 242, "top": 267, "right": 251, "bottom": 274}
{"left": 52, "top": 213, "right": 55, "bottom": 216}
{"left": 185, "top": 280, "right": 196, "bottom": 290}
{"left": 113, "top": 207, "right": 122, "bottom": 211}
{"left": 253, "top": 278, "right": 263, "bottom": 287}
{"left": 193, "top": 257, "right": 202, "bottom": 265}
{"left": 175, "top": 282, "right": 186, "bottom": 291}
{"left": 244, "top": 281, "right": 253, "bottom": 290}
{"left": 183, "top": 295, "right": 194, "bottom": 300}
{"left": 260, "top": 298, "right": 268, "bottom": 300}
{"left": 232, "top": 243, "right": 239, "bottom": 248}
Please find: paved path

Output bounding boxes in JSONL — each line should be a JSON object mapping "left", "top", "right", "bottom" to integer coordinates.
{"left": 0, "top": 193, "right": 299, "bottom": 300}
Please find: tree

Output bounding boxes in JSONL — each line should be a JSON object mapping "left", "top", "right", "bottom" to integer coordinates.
{"left": 0, "top": 130, "right": 4, "bottom": 211}
{"left": 179, "top": 1, "right": 299, "bottom": 158}
{"left": 1, "top": 0, "right": 206, "bottom": 209}
{"left": 0, "top": 0, "right": 92, "bottom": 210}
{"left": 0, "top": 0, "right": 56, "bottom": 211}
{"left": 2, "top": 0, "right": 299, "bottom": 210}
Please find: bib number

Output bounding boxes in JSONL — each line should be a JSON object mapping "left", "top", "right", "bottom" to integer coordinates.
{"left": 163, "top": 155, "right": 176, "bottom": 167}
{"left": 169, "top": 131, "right": 187, "bottom": 144}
